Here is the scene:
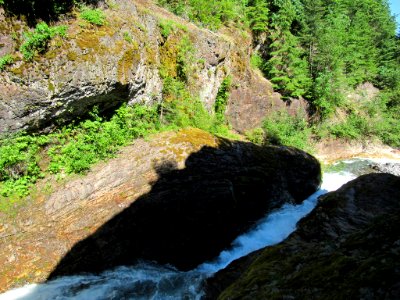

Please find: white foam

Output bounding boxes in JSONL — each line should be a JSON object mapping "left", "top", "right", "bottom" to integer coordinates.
{"left": 196, "top": 171, "right": 356, "bottom": 273}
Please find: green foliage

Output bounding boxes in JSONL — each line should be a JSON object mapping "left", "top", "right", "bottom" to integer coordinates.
{"left": 262, "top": 110, "right": 313, "bottom": 151}
{"left": 176, "top": 35, "right": 195, "bottom": 82}
{"left": 214, "top": 76, "right": 232, "bottom": 123}
{"left": 312, "top": 71, "right": 346, "bottom": 118}
{"left": 0, "top": 104, "right": 160, "bottom": 201}
{"left": 314, "top": 92, "right": 400, "bottom": 148}
{"left": 246, "top": 0, "right": 269, "bottom": 33}
{"left": 20, "top": 22, "right": 67, "bottom": 60}
{"left": 0, "top": 134, "right": 48, "bottom": 198}
{"left": 264, "top": 0, "right": 311, "bottom": 99}
{"left": 300, "top": 0, "right": 398, "bottom": 116}
{"left": 328, "top": 114, "right": 370, "bottom": 140}
{"left": 158, "top": 0, "right": 246, "bottom": 30}
{"left": 159, "top": 31, "right": 233, "bottom": 136}
{"left": 123, "top": 32, "right": 133, "bottom": 43}
{"left": 159, "top": 19, "right": 188, "bottom": 39}
{"left": 0, "top": 86, "right": 235, "bottom": 204}
{"left": 79, "top": 7, "right": 106, "bottom": 26}
{"left": 0, "top": 0, "right": 75, "bottom": 25}
{"left": 245, "top": 127, "right": 265, "bottom": 145}
{"left": 0, "top": 54, "right": 14, "bottom": 70}
{"left": 250, "top": 52, "right": 264, "bottom": 70}
{"left": 161, "top": 76, "right": 234, "bottom": 136}
{"left": 48, "top": 105, "right": 160, "bottom": 174}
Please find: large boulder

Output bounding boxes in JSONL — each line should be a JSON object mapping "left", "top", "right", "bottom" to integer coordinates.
{"left": 205, "top": 173, "right": 400, "bottom": 299}
{"left": 47, "top": 131, "right": 321, "bottom": 278}
{"left": 0, "top": 129, "right": 320, "bottom": 291}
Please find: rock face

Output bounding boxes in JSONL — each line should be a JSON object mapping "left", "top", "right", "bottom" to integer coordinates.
{"left": 370, "top": 162, "right": 400, "bottom": 176}
{"left": 0, "top": 129, "right": 320, "bottom": 291}
{"left": 0, "top": 0, "right": 305, "bottom": 134}
{"left": 47, "top": 131, "right": 320, "bottom": 278}
{"left": 205, "top": 173, "right": 400, "bottom": 299}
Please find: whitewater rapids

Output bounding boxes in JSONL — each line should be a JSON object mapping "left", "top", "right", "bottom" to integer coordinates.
{"left": 0, "top": 166, "right": 358, "bottom": 300}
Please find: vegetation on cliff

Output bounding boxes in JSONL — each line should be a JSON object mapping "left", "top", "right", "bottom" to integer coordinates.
{"left": 0, "top": 1, "right": 237, "bottom": 205}
{"left": 158, "top": 0, "right": 400, "bottom": 147}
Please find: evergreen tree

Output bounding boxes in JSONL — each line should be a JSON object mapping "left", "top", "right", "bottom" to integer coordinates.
{"left": 246, "top": 0, "right": 269, "bottom": 34}
{"left": 264, "top": 0, "right": 311, "bottom": 98}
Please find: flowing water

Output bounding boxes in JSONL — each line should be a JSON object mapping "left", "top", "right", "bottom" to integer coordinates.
{"left": 2, "top": 159, "right": 386, "bottom": 300}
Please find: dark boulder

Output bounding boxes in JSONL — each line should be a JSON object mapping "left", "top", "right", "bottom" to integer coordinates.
{"left": 48, "top": 140, "right": 321, "bottom": 278}
{"left": 205, "top": 173, "right": 400, "bottom": 300}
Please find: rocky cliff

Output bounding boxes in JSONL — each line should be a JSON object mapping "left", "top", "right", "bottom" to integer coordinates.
{"left": 205, "top": 173, "right": 400, "bottom": 299}
{"left": 0, "top": 0, "right": 306, "bottom": 135}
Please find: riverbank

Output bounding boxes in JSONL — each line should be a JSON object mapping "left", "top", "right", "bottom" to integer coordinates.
{"left": 314, "top": 139, "right": 400, "bottom": 164}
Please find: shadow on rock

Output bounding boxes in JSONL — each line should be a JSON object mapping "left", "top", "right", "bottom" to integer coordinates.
{"left": 48, "top": 140, "right": 321, "bottom": 279}
{"left": 204, "top": 173, "right": 400, "bottom": 299}
{"left": 1, "top": 1, "right": 103, "bottom": 26}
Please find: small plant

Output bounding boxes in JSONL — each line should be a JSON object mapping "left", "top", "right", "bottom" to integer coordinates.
{"left": 0, "top": 134, "right": 48, "bottom": 198}
{"left": 214, "top": 76, "right": 232, "bottom": 123}
{"left": 105, "top": 0, "right": 118, "bottom": 9}
{"left": 176, "top": 35, "right": 195, "bottom": 81}
{"left": 79, "top": 7, "right": 106, "bottom": 26}
{"left": 0, "top": 54, "right": 14, "bottom": 70}
{"left": 47, "top": 105, "right": 160, "bottom": 174}
{"left": 20, "top": 22, "right": 67, "bottom": 60}
{"left": 245, "top": 128, "right": 265, "bottom": 145}
{"left": 123, "top": 31, "right": 133, "bottom": 43}
{"left": 250, "top": 52, "right": 264, "bottom": 70}
{"left": 159, "top": 19, "right": 187, "bottom": 39}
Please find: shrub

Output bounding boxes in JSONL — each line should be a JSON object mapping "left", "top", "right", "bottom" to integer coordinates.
{"left": 245, "top": 127, "right": 265, "bottom": 145}
{"left": 262, "top": 110, "right": 313, "bottom": 151}
{"left": 214, "top": 76, "right": 232, "bottom": 123}
{"left": 0, "top": 54, "right": 14, "bottom": 70}
{"left": 159, "top": 19, "right": 188, "bottom": 39}
{"left": 176, "top": 35, "right": 195, "bottom": 81}
{"left": 0, "top": 134, "right": 48, "bottom": 197}
{"left": 48, "top": 105, "right": 160, "bottom": 174}
{"left": 79, "top": 7, "right": 106, "bottom": 26}
{"left": 250, "top": 52, "right": 263, "bottom": 70}
{"left": 20, "top": 22, "right": 67, "bottom": 60}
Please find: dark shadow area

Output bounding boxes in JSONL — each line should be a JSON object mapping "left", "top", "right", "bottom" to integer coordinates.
{"left": 1, "top": 0, "right": 102, "bottom": 26}
{"left": 48, "top": 140, "right": 321, "bottom": 279}
{"left": 28, "top": 82, "right": 130, "bottom": 133}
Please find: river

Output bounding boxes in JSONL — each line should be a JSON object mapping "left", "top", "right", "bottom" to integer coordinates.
{"left": 0, "top": 158, "right": 394, "bottom": 300}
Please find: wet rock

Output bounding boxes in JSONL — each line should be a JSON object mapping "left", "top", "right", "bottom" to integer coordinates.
{"left": 369, "top": 162, "right": 400, "bottom": 176}
{"left": 205, "top": 173, "right": 400, "bottom": 299}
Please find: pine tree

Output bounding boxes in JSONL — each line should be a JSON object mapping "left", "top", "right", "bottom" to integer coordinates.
{"left": 264, "top": 0, "right": 311, "bottom": 98}
{"left": 246, "top": 0, "right": 269, "bottom": 34}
